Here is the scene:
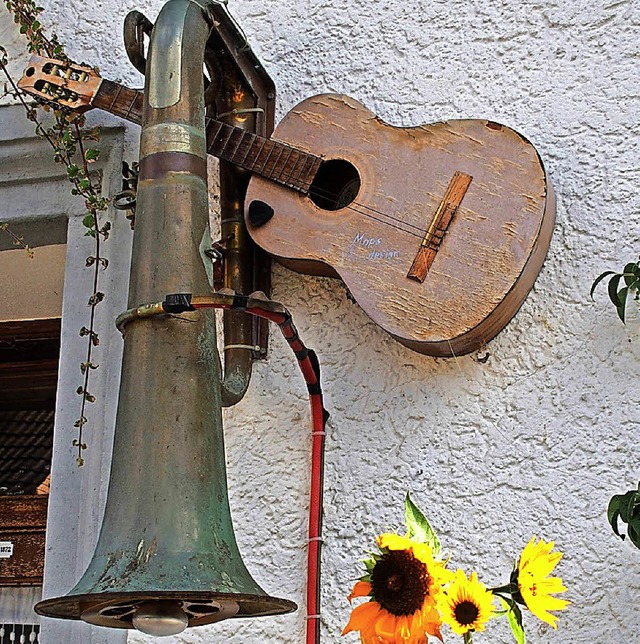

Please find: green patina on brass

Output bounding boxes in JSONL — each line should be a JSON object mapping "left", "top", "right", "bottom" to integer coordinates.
{"left": 36, "top": 0, "right": 295, "bottom": 630}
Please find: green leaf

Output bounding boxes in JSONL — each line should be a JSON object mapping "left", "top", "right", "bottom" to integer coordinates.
{"left": 85, "top": 148, "right": 100, "bottom": 161}
{"left": 628, "top": 513, "right": 640, "bottom": 549}
{"left": 499, "top": 597, "right": 526, "bottom": 644}
{"left": 623, "top": 263, "right": 639, "bottom": 287}
{"left": 616, "top": 287, "right": 628, "bottom": 323}
{"left": 608, "top": 274, "right": 622, "bottom": 307}
{"left": 607, "top": 495, "right": 624, "bottom": 538}
{"left": 608, "top": 485, "right": 640, "bottom": 550}
{"left": 404, "top": 493, "right": 440, "bottom": 556}
{"left": 590, "top": 270, "right": 616, "bottom": 299}
{"left": 621, "top": 489, "right": 640, "bottom": 523}
{"left": 82, "top": 214, "right": 95, "bottom": 228}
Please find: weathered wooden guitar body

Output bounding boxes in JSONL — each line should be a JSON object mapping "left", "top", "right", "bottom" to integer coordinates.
{"left": 245, "top": 94, "right": 555, "bottom": 357}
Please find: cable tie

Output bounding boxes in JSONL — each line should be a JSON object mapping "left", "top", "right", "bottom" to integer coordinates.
{"left": 311, "top": 431, "right": 326, "bottom": 436}
{"left": 223, "top": 343, "right": 262, "bottom": 351}
{"left": 305, "top": 614, "right": 321, "bottom": 620}
{"left": 308, "top": 536, "right": 324, "bottom": 542}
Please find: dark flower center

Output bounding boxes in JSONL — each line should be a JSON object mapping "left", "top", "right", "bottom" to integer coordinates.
{"left": 454, "top": 600, "right": 479, "bottom": 626}
{"left": 370, "top": 549, "right": 430, "bottom": 616}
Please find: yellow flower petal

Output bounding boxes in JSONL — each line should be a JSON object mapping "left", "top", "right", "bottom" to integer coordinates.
{"left": 517, "top": 537, "right": 569, "bottom": 629}
{"left": 348, "top": 580, "right": 373, "bottom": 603}
{"left": 342, "top": 600, "right": 381, "bottom": 635}
{"left": 374, "top": 609, "right": 397, "bottom": 639}
{"left": 344, "top": 532, "right": 447, "bottom": 641}
{"left": 437, "top": 569, "right": 494, "bottom": 636}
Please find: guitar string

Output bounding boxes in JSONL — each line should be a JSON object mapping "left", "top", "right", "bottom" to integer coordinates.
{"left": 205, "top": 117, "right": 442, "bottom": 242}
{"left": 110, "top": 92, "right": 439, "bottom": 240}
{"left": 59, "top": 82, "right": 441, "bottom": 243}
{"left": 119, "top": 104, "right": 441, "bottom": 243}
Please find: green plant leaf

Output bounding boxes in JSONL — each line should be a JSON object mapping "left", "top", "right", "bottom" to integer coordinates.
{"left": 85, "top": 148, "right": 100, "bottom": 161}
{"left": 608, "top": 484, "right": 640, "bottom": 550}
{"left": 404, "top": 493, "right": 440, "bottom": 556}
{"left": 499, "top": 597, "right": 526, "bottom": 644}
{"left": 608, "top": 274, "right": 622, "bottom": 307}
{"left": 616, "top": 287, "right": 628, "bottom": 323}
{"left": 608, "top": 495, "right": 623, "bottom": 538}
{"left": 623, "top": 263, "right": 639, "bottom": 287}
{"left": 590, "top": 270, "right": 616, "bottom": 299}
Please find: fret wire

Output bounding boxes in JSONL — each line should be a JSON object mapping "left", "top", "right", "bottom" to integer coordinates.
{"left": 124, "top": 90, "right": 138, "bottom": 119}
{"left": 206, "top": 123, "right": 224, "bottom": 156}
{"left": 298, "top": 155, "right": 314, "bottom": 185}
{"left": 278, "top": 148, "right": 294, "bottom": 183}
{"left": 218, "top": 125, "right": 235, "bottom": 157}
{"left": 259, "top": 141, "right": 276, "bottom": 173}
{"left": 292, "top": 151, "right": 309, "bottom": 184}
{"left": 267, "top": 144, "right": 285, "bottom": 179}
{"left": 294, "top": 151, "right": 320, "bottom": 188}
{"left": 227, "top": 129, "right": 244, "bottom": 160}
{"left": 293, "top": 154, "right": 314, "bottom": 188}
{"left": 238, "top": 132, "right": 257, "bottom": 166}
{"left": 108, "top": 82, "right": 124, "bottom": 113}
{"left": 302, "top": 156, "right": 322, "bottom": 186}
{"left": 207, "top": 121, "right": 224, "bottom": 141}
{"left": 284, "top": 151, "right": 303, "bottom": 188}
{"left": 289, "top": 152, "right": 305, "bottom": 186}
{"left": 250, "top": 137, "right": 268, "bottom": 172}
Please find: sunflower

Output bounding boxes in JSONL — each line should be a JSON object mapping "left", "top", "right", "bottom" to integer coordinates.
{"left": 437, "top": 569, "right": 494, "bottom": 636}
{"left": 513, "top": 536, "right": 569, "bottom": 628}
{"left": 342, "top": 533, "right": 449, "bottom": 643}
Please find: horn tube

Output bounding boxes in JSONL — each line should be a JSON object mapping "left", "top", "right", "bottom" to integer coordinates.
{"left": 35, "top": 0, "right": 295, "bottom": 632}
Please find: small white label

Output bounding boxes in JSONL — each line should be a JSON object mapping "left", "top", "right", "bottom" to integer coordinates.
{"left": 0, "top": 541, "right": 14, "bottom": 558}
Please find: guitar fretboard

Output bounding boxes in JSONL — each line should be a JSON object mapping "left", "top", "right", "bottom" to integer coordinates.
{"left": 95, "top": 79, "right": 322, "bottom": 193}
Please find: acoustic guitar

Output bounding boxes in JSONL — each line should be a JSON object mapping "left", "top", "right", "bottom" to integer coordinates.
{"left": 19, "top": 55, "right": 555, "bottom": 357}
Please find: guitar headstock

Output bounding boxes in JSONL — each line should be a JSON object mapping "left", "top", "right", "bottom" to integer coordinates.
{"left": 18, "top": 55, "right": 102, "bottom": 112}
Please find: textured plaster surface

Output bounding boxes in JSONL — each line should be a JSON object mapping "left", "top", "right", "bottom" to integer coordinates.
{"left": 2, "top": 0, "right": 639, "bottom": 642}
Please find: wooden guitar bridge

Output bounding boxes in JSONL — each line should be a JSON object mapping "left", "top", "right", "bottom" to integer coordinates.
{"left": 407, "top": 171, "right": 472, "bottom": 283}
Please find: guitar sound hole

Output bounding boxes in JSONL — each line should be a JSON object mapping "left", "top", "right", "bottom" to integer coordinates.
{"left": 309, "top": 159, "right": 360, "bottom": 211}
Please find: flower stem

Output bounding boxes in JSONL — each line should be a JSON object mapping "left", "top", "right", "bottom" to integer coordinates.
{"left": 463, "top": 632, "right": 473, "bottom": 644}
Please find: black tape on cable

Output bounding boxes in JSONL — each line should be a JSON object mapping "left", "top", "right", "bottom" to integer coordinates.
{"left": 231, "top": 294, "right": 249, "bottom": 310}
{"left": 308, "top": 349, "right": 322, "bottom": 383}
{"left": 163, "top": 293, "right": 194, "bottom": 313}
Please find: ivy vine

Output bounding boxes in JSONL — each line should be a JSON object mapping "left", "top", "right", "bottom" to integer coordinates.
{"left": 1, "top": 0, "right": 110, "bottom": 465}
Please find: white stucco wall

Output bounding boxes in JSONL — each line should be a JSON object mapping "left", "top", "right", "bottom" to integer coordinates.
{"left": 2, "top": 0, "right": 639, "bottom": 642}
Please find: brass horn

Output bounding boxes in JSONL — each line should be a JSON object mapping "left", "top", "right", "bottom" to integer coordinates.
{"left": 35, "top": 0, "right": 295, "bottom": 635}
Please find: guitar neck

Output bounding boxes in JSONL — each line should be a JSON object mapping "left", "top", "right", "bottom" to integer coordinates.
{"left": 95, "top": 79, "right": 321, "bottom": 193}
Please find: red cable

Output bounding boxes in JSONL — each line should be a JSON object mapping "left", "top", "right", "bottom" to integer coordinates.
{"left": 192, "top": 298, "right": 327, "bottom": 644}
